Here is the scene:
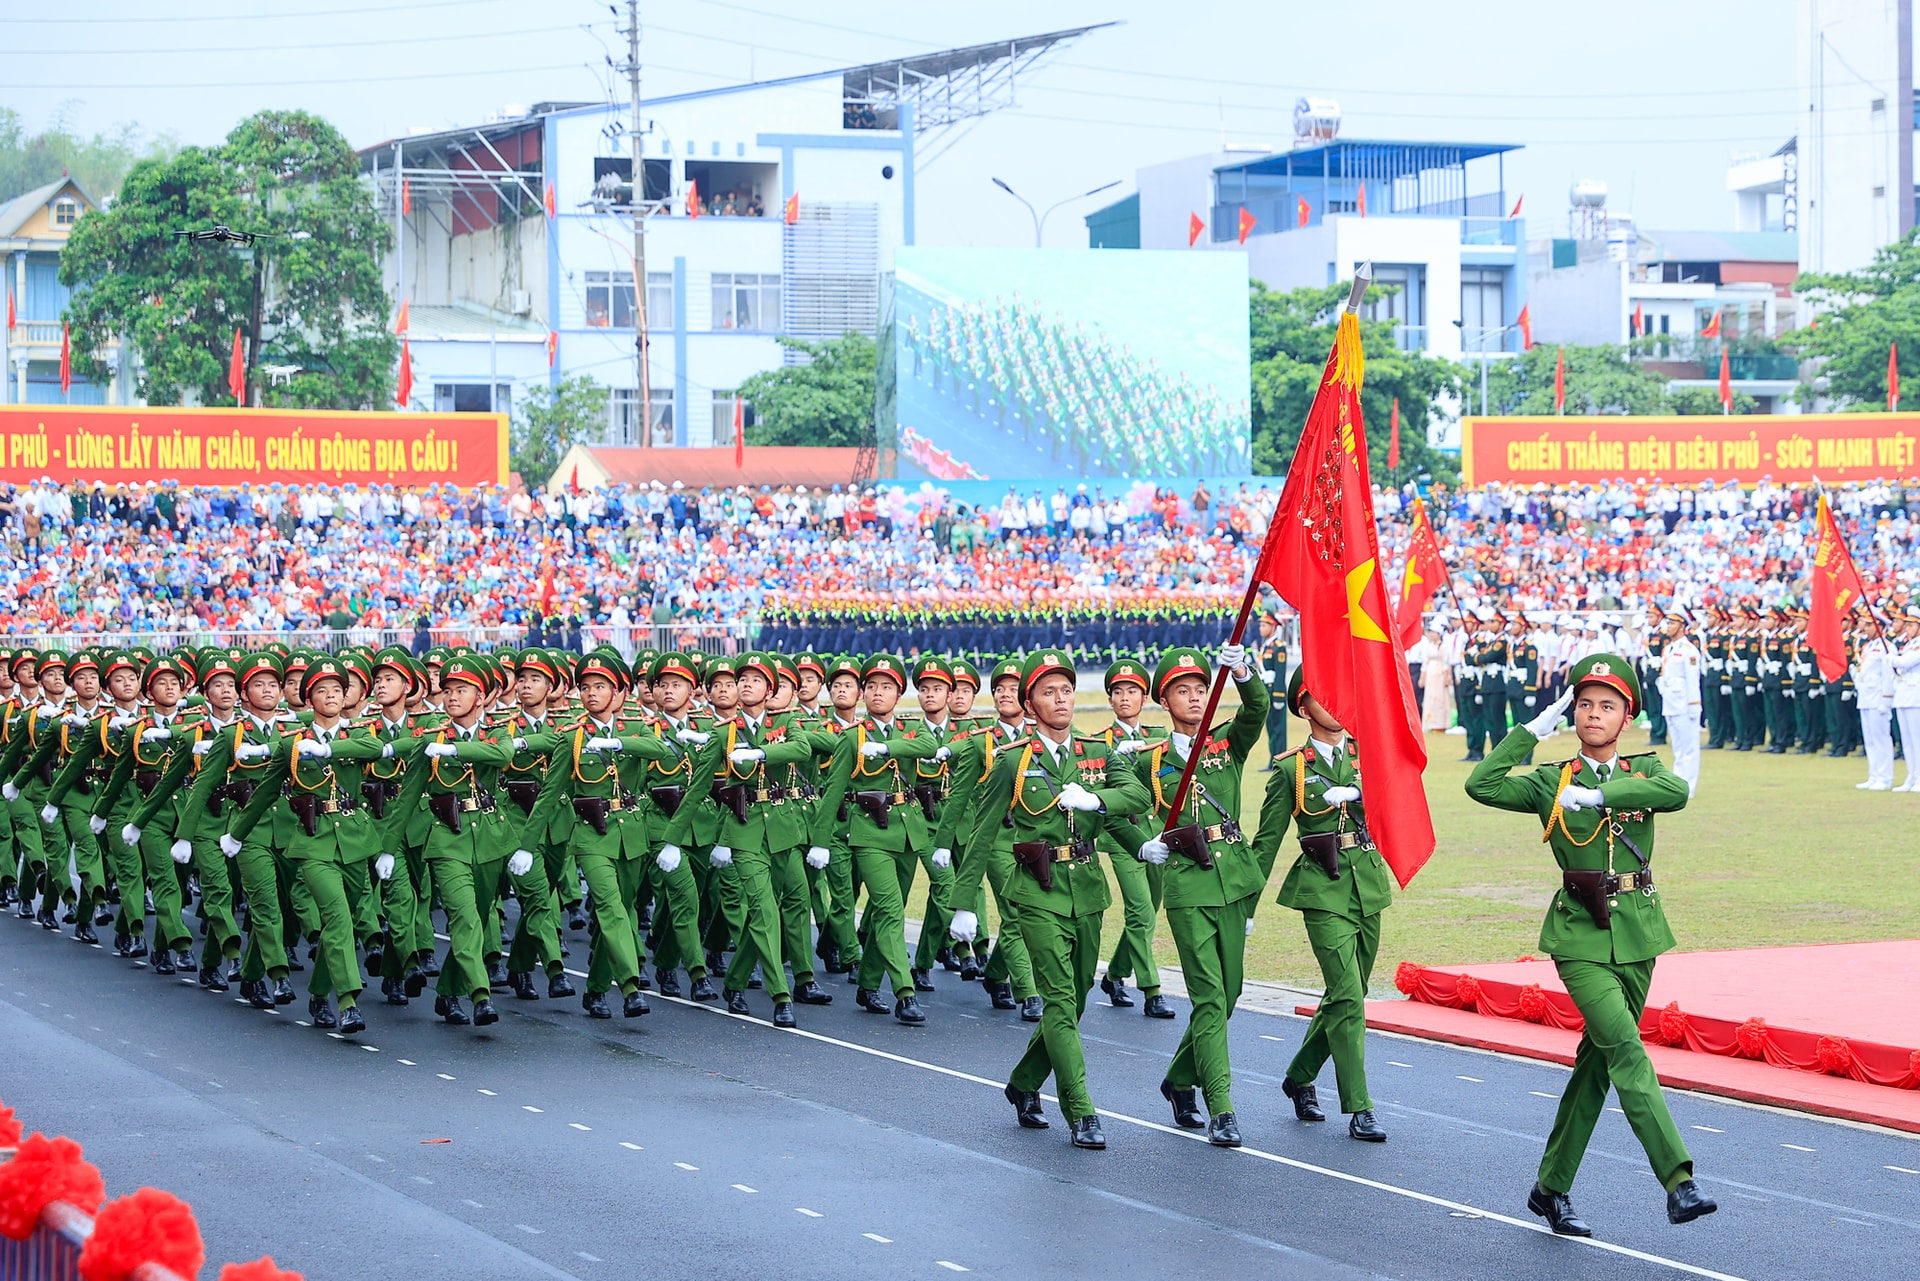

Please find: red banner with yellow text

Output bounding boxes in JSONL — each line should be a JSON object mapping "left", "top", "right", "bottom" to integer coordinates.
{"left": 0, "top": 405, "right": 507, "bottom": 488}
{"left": 1461, "top": 414, "right": 1920, "bottom": 487}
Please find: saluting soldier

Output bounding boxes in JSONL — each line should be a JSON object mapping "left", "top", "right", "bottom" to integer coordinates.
{"left": 1465, "top": 655, "right": 1715, "bottom": 1237}
{"left": 951, "top": 650, "right": 1149, "bottom": 1149}
{"left": 1094, "top": 658, "right": 1174, "bottom": 1018}
{"left": 1253, "top": 667, "right": 1395, "bottom": 1143}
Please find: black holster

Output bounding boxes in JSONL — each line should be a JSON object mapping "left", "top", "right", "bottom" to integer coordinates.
{"left": 853, "top": 790, "right": 892, "bottom": 829}
{"left": 1299, "top": 831, "right": 1343, "bottom": 879}
{"left": 1011, "top": 840, "right": 1054, "bottom": 892}
{"left": 1562, "top": 870, "right": 1611, "bottom": 929}
{"left": 361, "top": 779, "right": 391, "bottom": 820}
{"left": 649, "top": 785, "right": 686, "bottom": 818}
{"left": 911, "top": 782, "right": 942, "bottom": 822}
{"left": 572, "top": 796, "right": 610, "bottom": 836}
{"left": 713, "top": 782, "right": 751, "bottom": 824}
{"left": 134, "top": 770, "right": 162, "bottom": 794}
{"left": 1162, "top": 822, "right": 1216, "bottom": 870}
{"left": 503, "top": 780, "right": 541, "bottom": 816}
{"left": 428, "top": 792, "right": 463, "bottom": 836}
{"left": 288, "top": 793, "right": 320, "bottom": 839}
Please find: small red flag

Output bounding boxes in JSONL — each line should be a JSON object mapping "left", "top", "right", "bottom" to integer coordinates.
{"left": 1632, "top": 301, "right": 1644, "bottom": 338}
{"left": 1718, "top": 346, "right": 1731, "bottom": 414}
{"left": 1395, "top": 496, "right": 1446, "bottom": 649}
{"left": 395, "top": 336, "right": 413, "bottom": 408}
{"left": 1700, "top": 309, "right": 1721, "bottom": 339}
{"left": 227, "top": 326, "right": 245, "bottom": 405}
{"left": 1516, "top": 304, "right": 1532, "bottom": 351}
{"left": 547, "top": 331, "right": 557, "bottom": 367}
{"left": 1554, "top": 346, "right": 1566, "bottom": 415}
{"left": 1295, "top": 196, "right": 1309, "bottom": 228}
{"left": 395, "top": 299, "right": 409, "bottom": 335}
{"left": 1188, "top": 211, "right": 1205, "bottom": 247}
{"left": 1357, "top": 183, "right": 1367, "bottom": 218}
{"left": 1890, "top": 341, "right": 1900, "bottom": 411}
{"left": 544, "top": 183, "right": 557, "bottom": 220}
{"left": 686, "top": 180, "right": 701, "bottom": 219}
{"left": 1238, "top": 206, "right": 1256, "bottom": 245}
{"left": 1509, "top": 194, "right": 1524, "bottom": 218}
{"left": 1387, "top": 396, "right": 1400, "bottom": 471}
{"left": 1253, "top": 310, "right": 1433, "bottom": 886}
{"left": 733, "top": 396, "right": 745, "bottom": 470}
{"left": 60, "top": 322, "right": 72, "bottom": 395}
{"left": 402, "top": 179, "right": 411, "bottom": 215}
{"left": 5, "top": 285, "right": 12, "bottom": 331}
{"left": 784, "top": 192, "right": 799, "bottom": 225}
{"left": 1809, "top": 489, "right": 1868, "bottom": 682}
{"left": 568, "top": 463, "right": 581, "bottom": 496}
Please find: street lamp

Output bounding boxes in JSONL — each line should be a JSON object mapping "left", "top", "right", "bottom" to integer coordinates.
{"left": 1453, "top": 319, "right": 1519, "bottom": 415}
{"left": 991, "top": 177, "right": 1122, "bottom": 247}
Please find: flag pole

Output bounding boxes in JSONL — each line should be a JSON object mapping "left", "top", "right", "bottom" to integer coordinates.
{"left": 1160, "top": 262, "right": 1372, "bottom": 834}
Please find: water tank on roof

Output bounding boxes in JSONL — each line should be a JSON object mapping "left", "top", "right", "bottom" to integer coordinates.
{"left": 1293, "top": 98, "right": 1341, "bottom": 144}
{"left": 1570, "top": 178, "right": 1608, "bottom": 208}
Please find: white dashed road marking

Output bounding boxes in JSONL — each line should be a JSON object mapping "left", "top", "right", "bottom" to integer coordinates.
{"left": 515, "top": 1224, "right": 543, "bottom": 1235}
{"left": 619, "top": 1142, "right": 644, "bottom": 1151}
{"left": 569, "top": 1123, "right": 591, "bottom": 1131}
{"left": 1691, "top": 1126, "right": 1723, "bottom": 1133}
{"left": 937, "top": 1264, "right": 970, "bottom": 1274}
{"left": 731, "top": 1184, "right": 757, "bottom": 1193}
{"left": 863, "top": 1233, "right": 892, "bottom": 1244}
{"left": 796, "top": 1208, "right": 823, "bottom": 1218}
{"left": 1456, "top": 1076, "right": 1483, "bottom": 1083}
{"left": 522, "top": 1105, "right": 544, "bottom": 1113}
{"left": 1782, "top": 1144, "right": 1814, "bottom": 1152}
{"left": 577, "top": 1253, "right": 601, "bottom": 1263}
{"left": 477, "top": 1089, "right": 497, "bottom": 1097}
{"left": 674, "top": 1162, "right": 698, "bottom": 1171}
{"left": 1886, "top": 1166, "right": 1919, "bottom": 1175}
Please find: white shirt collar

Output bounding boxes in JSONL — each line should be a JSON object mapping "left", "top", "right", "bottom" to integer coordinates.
{"left": 1310, "top": 737, "right": 1346, "bottom": 761}
{"left": 1579, "top": 752, "right": 1618, "bottom": 776}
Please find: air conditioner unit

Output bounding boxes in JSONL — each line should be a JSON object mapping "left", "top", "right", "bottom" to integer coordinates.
{"left": 509, "top": 290, "right": 533, "bottom": 316}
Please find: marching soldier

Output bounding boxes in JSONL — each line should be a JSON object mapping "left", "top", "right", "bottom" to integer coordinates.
{"left": 1466, "top": 655, "right": 1715, "bottom": 1236}
{"left": 360, "top": 649, "right": 439, "bottom": 1003}
{"left": 636, "top": 652, "right": 721, "bottom": 1002}
{"left": 493, "top": 648, "right": 575, "bottom": 1002}
{"left": 1095, "top": 658, "right": 1173, "bottom": 1018}
{"left": 1701, "top": 610, "right": 1731, "bottom": 750}
{"left": 905, "top": 655, "right": 965, "bottom": 987}
{"left": 1504, "top": 614, "right": 1541, "bottom": 765}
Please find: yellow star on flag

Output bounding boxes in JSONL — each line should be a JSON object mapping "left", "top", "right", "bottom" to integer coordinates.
{"left": 1345, "top": 558, "right": 1390, "bottom": 643}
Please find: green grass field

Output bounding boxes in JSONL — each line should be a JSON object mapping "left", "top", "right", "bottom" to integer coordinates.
{"left": 910, "top": 705, "right": 1920, "bottom": 991}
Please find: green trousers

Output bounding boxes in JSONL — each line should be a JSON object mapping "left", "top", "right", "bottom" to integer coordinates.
{"left": 136, "top": 830, "right": 192, "bottom": 951}
{"left": 578, "top": 851, "right": 644, "bottom": 996}
{"left": 810, "top": 839, "right": 862, "bottom": 966}
{"left": 1164, "top": 895, "right": 1252, "bottom": 1115}
{"left": 1795, "top": 691, "right": 1825, "bottom": 750}
{"left": 978, "top": 848, "right": 1037, "bottom": 998}
{"left": 770, "top": 845, "right": 816, "bottom": 986}
{"left": 1543, "top": 957, "right": 1693, "bottom": 1194}
{"left": 720, "top": 847, "right": 793, "bottom": 1000}
{"left": 1103, "top": 851, "right": 1162, "bottom": 993}
{"left": 193, "top": 841, "right": 238, "bottom": 961}
{"left": 298, "top": 855, "right": 365, "bottom": 1004}
{"left": 505, "top": 841, "right": 565, "bottom": 977}
{"left": 909, "top": 846, "right": 957, "bottom": 970}
{"left": 1008, "top": 907, "right": 1101, "bottom": 1121}
{"left": 1763, "top": 687, "right": 1795, "bottom": 748}
{"left": 376, "top": 846, "right": 424, "bottom": 982}
{"left": 1265, "top": 706, "right": 1288, "bottom": 759}
{"left": 1287, "top": 908, "right": 1380, "bottom": 1113}
{"left": 235, "top": 840, "right": 289, "bottom": 983}
{"left": 853, "top": 845, "right": 916, "bottom": 997}
{"left": 645, "top": 849, "right": 710, "bottom": 980}
{"left": 431, "top": 854, "right": 504, "bottom": 1001}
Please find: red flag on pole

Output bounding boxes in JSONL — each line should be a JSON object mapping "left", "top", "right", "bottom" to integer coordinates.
{"left": 1700, "top": 309, "right": 1721, "bottom": 339}
{"left": 395, "top": 299, "right": 409, "bottom": 335}
{"left": 1809, "top": 488, "right": 1869, "bottom": 681}
{"left": 1395, "top": 496, "right": 1446, "bottom": 649}
{"left": 1357, "top": 183, "right": 1367, "bottom": 218}
{"left": 1294, "top": 196, "right": 1309, "bottom": 228}
{"left": 395, "top": 336, "right": 413, "bottom": 408}
{"left": 1188, "top": 212, "right": 1205, "bottom": 247}
{"left": 60, "top": 322, "right": 72, "bottom": 395}
{"left": 1718, "top": 347, "right": 1732, "bottom": 414}
{"left": 1516, "top": 304, "right": 1532, "bottom": 351}
{"left": 1632, "top": 302, "right": 1643, "bottom": 338}
{"left": 547, "top": 331, "right": 558, "bottom": 367}
{"left": 1889, "top": 341, "right": 1900, "bottom": 411}
{"left": 784, "top": 192, "right": 800, "bottom": 225}
{"left": 544, "top": 183, "right": 556, "bottom": 220}
{"left": 1554, "top": 346, "right": 1566, "bottom": 415}
{"left": 1251, "top": 301, "right": 1434, "bottom": 886}
{"left": 733, "top": 396, "right": 745, "bottom": 470}
{"left": 5, "top": 285, "right": 12, "bottom": 331}
{"left": 1509, "top": 194, "right": 1524, "bottom": 218}
{"left": 1387, "top": 396, "right": 1400, "bottom": 471}
{"left": 568, "top": 464, "right": 581, "bottom": 497}
{"left": 227, "top": 326, "right": 245, "bottom": 405}
{"left": 402, "top": 179, "right": 411, "bottom": 215}
{"left": 1237, "top": 206, "right": 1256, "bottom": 244}
{"left": 686, "top": 180, "right": 701, "bottom": 219}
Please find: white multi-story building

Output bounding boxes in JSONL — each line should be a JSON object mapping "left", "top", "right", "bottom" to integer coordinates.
{"left": 1795, "top": 0, "right": 1915, "bottom": 274}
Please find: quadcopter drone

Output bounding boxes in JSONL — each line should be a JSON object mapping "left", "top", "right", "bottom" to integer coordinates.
{"left": 176, "top": 225, "right": 274, "bottom": 246}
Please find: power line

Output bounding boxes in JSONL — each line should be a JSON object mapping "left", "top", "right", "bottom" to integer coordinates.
{"left": 9, "top": 63, "right": 597, "bottom": 89}
{"left": 997, "top": 107, "right": 1813, "bottom": 148}
{"left": 1020, "top": 81, "right": 1796, "bottom": 123}
{"left": 10, "top": 21, "right": 610, "bottom": 56}
{"left": 0, "top": 0, "right": 513, "bottom": 22}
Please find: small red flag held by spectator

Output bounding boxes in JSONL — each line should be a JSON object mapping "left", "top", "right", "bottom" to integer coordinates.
{"left": 227, "top": 326, "right": 245, "bottom": 404}
{"left": 568, "top": 464, "right": 580, "bottom": 496}
{"left": 1238, "top": 206, "right": 1256, "bottom": 244}
{"left": 1509, "top": 194, "right": 1524, "bottom": 218}
{"left": 1188, "top": 211, "right": 1204, "bottom": 247}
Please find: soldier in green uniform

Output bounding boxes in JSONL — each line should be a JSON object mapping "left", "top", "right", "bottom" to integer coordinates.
{"left": 636, "top": 652, "right": 722, "bottom": 1002}
{"left": 1465, "top": 655, "right": 1716, "bottom": 1236}
{"left": 1504, "top": 614, "right": 1542, "bottom": 765}
{"left": 951, "top": 650, "right": 1150, "bottom": 1149}
{"left": 904, "top": 655, "right": 965, "bottom": 988}
{"left": 359, "top": 649, "right": 438, "bottom": 1003}
{"left": 0, "top": 651, "right": 50, "bottom": 924}
{"left": 1254, "top": 612, "right": 1290, "bottom": 767}
{"left": 1253, "top": 667, "right": 1396, "bottom": 1142}
{"left": 1760, "top": 607, "right": 1795, "bottom": 752}
{"left": 1094, "top": 657, "right": 1174, "bottom": 1018}
{"left": 1641, "top": 605, "right": 1668, "bottom": 746}
{"left": 493, "top": 648, "right": 576, "bottom": 1002}
{"left": 40, "top": 651, "right": 137, "bottom": 951}
{"left": 1122, "top": 644, "right": 1265, "bottom": 1145}
{"left": 1733, "top": 608, "right": 1765, "bottom": 750}
{"left": 1701, "top": 610, "right": 1731, "bottom": 750}
{"left": 792, "top": 655, "right": 866, "bottom": 980}
{"left": 1787, "top": 611, "right": 1826, "bottom": 754}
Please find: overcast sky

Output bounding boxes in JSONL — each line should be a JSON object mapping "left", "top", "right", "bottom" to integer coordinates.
{"left": 6, "top": 0, "right": 1799, "bottom": 247}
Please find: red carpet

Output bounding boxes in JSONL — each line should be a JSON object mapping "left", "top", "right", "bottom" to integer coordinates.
{"left": 1342, "top": 942, "right": 1920, "bottom": 1132}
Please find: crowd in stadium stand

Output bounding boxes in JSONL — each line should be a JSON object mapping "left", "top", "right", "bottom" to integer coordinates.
{"left": 0, "top": 474, "right": 1916, "bottom": 641}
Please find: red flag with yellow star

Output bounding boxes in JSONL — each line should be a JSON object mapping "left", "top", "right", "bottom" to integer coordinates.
{"left": 1395, "top": 495, "right": 1445, "bottom": 649}
{"left": 1254, "top": 309, "right": 1434, "bottom": 885}
{"left": 1809, "top": 489, "right": 1868, "bottom": 682}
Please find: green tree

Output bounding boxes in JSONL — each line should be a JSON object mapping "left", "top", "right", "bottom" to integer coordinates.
{"left": 1662, "top": 385, "right": 1759, "bottom": 415}
{"left": 513, "top": 376, "right": 609, "bottom": 488}
{"left": 59, "top": 110, "right": 395, "bottom": 409}
{"left": 0, "top": 105, "right": 177, "bottom": 204}
{"left": 1481, "top": 343, "right": 1670, "bottom": 416}
{"left": 1793, "top": 230, "right": 1920, "bottom": 409}
{"left": 1248, "top": 281, "right": 1465, "bottom": 482}
{"left": 738, "top": 333, "right": 876, "bottom": 447}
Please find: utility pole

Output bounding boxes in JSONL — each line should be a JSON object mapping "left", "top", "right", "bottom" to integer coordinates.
{"left": 624, "top": 0, "right": 652, "bottom": 446}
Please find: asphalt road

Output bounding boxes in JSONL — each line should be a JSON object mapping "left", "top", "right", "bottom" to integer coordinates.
{"left": 3, "top": 916, "right": 1916, "bottom": 1281}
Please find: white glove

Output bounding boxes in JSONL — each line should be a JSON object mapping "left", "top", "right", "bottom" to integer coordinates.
{"left": 1322, "top": 785, "right": 1360, "bottom": 805}
{"left": 1114, "top": 738, "right": 1146, "bottom": 753}
{"left": 380, "top": 742, "right": 395, "bottom": 757}
{"left": 1246, "top": 917, "right": 1256, "bottom": 938}
{"left": 728, "top": 747, "right": 765, "bottom": 765}
{"left": 192, "top": 740, "right": 213, "bottom": 756}
{"left": 235, "top": 742, "right": 271, "bottom": 761}
{"left": 1523, "top": 696, "right": 1536, "bottom": 708}
{"left": 121, "top": 823, "right": 142, "bottom": 846}
{"left": 676, "top": 729, "right": 711, "bottom": 745}
{"left": 141, "top": 726, "right": 172, "bottom": 742}
{"left": 934, "top": 745, "right": 952, "bottom": 762}
{"left": 1217, "top": 642, "right": 1248, "bottom": 675}
{"left": 709, "top": 844, "right": 733, "bottom": 867}
{"left": 950, "top": 908, "right": 979, "bottom": 942}
{"left": 1261, "top": 669, "right": 1277, "bottom": 683}
{"left": 511, "top": 736, "right": 527, "bottom": 751}
{"left": 586, "top": 736, "right": 624, "bottom": 753}
{"left": 219, "top": 833, "right": 243, "bottom": 857}
{"left": 297, "top": 739, "right": 331, "bottom": 758}
{"left": 170, "top": 839, "right": 193, "bottom": 865}
{"left": 63, "top": 713, "right": 89, "bottom": 728}
{"left": 39, "top": 803, "right": 59, "bottom": 825}
{"left": 110, "top": 714, "right": 138, "bottom": 730}
{"left": 1524, "top": 685, "right": 1576, "bottom": 738}
{"left": 508, "top": 849, "right": 534, "bottom": 877}
{"left": 1139, "top": 838, "right": 1169, "bottom": 865}
{"left": 1556, "top": 784, "right": 1606, "bottom": 812}
{"left": 89, "top": 815, "right": 107, "bottom": 835}
{"left": 1056, "top": 782, "right": 1102, "bottom": 812}
{"left": 931, "top": 846, "right": 952, "bottom": 869}
{"left": 657, "top": 844, "right": 683, "bottom": 873}
{"left": 374, "top": 853, "right": 395, "bottom": 880}
{"left": 424, "top": 742, "right": 457, "bottom": 759}
{"left": 2, "top": 782, "right": 16, "bottom": 802}
{"left": 860, "top": 741, "right": 891, "bottom": 758}
{"left": 804, "top": 845, "right": 830, "bottom": 870}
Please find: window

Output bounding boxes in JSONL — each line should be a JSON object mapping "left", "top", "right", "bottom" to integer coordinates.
{"left": 584, "top": 271, "right": 635, "bottom": 329}
{"left": 647, "top": 272, "right": 673, "bottom": 327}
{"left": 710, "top": 273, "right": 781, "bottom": 332}
{"left": 1365, "top": 263, "right": 1425, "bottom": 349}
{"left": 1459, "top": 267, "right": 1505, "bottom": 352}
{"left": 52, "top": 198, "right": 77, "bottom": 227}
{"left": 611, "top": 388, "right": 674, "bottom": 446}
{"left": 712, "top": 390, "right": 754, "bottom": 445}
{"left": 434, "top": 383, "right": 511, "bottom": 413}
